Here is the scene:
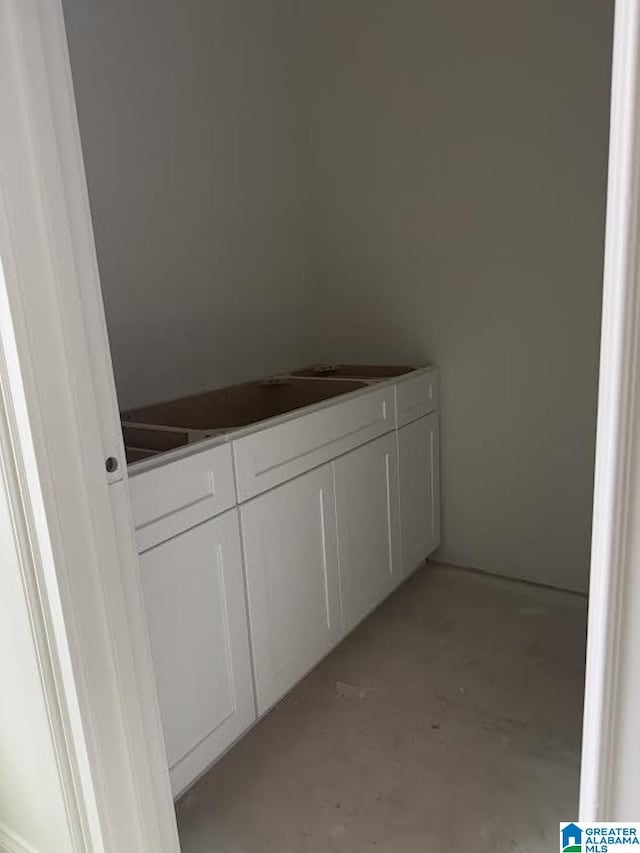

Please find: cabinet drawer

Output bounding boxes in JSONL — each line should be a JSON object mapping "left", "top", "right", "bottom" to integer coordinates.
{"left": 395, "top": 369, "right": 438, "bottom": 427}
{"left": 129, "top": 443, "right": 236, "bottom": 552}
{"left": 233, "top": 386, "right": 395, "bottom": 502}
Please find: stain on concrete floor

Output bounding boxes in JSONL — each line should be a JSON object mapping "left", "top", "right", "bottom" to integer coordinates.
{"left": 176, "top": 563, "right": 587, "bottom": 853}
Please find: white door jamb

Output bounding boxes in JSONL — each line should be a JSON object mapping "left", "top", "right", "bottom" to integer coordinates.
{"left": 0, "top": 1, "right": 180, "bottom": 849}
{"left": 579, "top": 0, "right": 640, "bottom": 822}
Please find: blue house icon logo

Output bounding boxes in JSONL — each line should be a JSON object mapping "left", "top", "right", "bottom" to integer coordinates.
{"left": 562, "top": 823, "right": 582, "bottom": 852}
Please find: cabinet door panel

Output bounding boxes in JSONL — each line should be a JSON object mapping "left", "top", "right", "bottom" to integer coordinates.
{"left": 240, "top": 465, "right": 341, "bottom": 714}
{"left": 139, "top": 509, "right": 255, "bottom": 796}
{"left": 334, "top": 433, "right": 401, "bottom": 634}
{"left": 397, "top": 412, "right": 440, "bottom": 576}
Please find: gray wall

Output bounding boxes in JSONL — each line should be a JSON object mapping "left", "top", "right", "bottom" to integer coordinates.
{"left": 63, "top": 0, "right": 315, "bottom": 410}
{"left": 64, "top": 1, "right": 612, "bottom": 591}
{"left": 303, "top": 0, "right": 612, "bottom": 592}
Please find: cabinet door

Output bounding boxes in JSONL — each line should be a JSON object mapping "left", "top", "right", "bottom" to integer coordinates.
{"left": 240, "top": 464, "right": 341, "bottom": 714}
{"left": 334, "top": 432, "right": 402, "bottom": 635}
{"left": 139, "top": 509, "right": 255, "bottom": 797}
{"left": 397, "top": 412, "right": 440, "bottom": 576}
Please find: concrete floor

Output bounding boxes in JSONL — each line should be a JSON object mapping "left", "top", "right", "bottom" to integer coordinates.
{"left": 176, "top": 563, "right": 587, "bottom": 853}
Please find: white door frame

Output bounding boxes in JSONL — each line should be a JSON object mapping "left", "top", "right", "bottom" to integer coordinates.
{"left": 0, "top": 0, "right": 179, "bottom": 849}
{"left": 579, "top": 0, "right": 640, "bottom": 821}
{"left": 0, "top": 0, "right": 637, "bottom": 848}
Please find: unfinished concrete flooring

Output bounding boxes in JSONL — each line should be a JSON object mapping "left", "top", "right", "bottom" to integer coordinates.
{"left": 176, "top": 563, "right": 587, "bottom": 853}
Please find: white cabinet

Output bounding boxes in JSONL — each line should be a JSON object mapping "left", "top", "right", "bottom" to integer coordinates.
{"left": 397, "top": 412, "right": 440, "bottom": 576}
{"left": 334, "top": 433, "right": 402, "bottom": 634}
{"left": 139, "top": 509, "right": 255, "bottom": 797}
{"left": 130, "top": 368, "right": 442, "bottom": 781}
{"left": 240, "top": 464, "right": 341, "bottom": 714}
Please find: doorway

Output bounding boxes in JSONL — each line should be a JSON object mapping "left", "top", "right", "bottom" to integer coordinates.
{"left": 60, "top": 0, "right": 612, "bottom": 849}
{"left": 2, "top": 0, "right": 636, "bottom": 835}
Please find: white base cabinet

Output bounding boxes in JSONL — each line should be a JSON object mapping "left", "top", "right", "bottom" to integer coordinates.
{"left": 139, "top": 509, "right": 255, "bottom": 796}
{"left": 131, "top": 367, "right": 441, "bottom": 796}
{"left": 334, "top": 433, "right": 402, "bottom": 633}
{"left": 397, "top": 412, "right": 440, "bottom": 575}
{"left": 240, "top": 464, "right": 341, "bottom": 714}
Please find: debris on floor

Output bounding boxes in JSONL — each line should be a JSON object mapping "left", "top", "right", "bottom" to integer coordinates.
{"left": 481, "top": 715, "right": 527, "bottom": 736}
{"left": 335, "top": 680, "right": 369, "bottom": 700}
{"left": 430, "top": 692, "right": 449, "bottom": 729}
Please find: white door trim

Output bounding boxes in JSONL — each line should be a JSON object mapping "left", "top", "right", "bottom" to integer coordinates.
{"left": 579, "top": 0, "right": 640, "bottom": 822}
{"left": 0, "top": 351, "right": 91, "bottom": 853}
{"left": 0, "top": 0, "right": 179, "bottom": 849}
